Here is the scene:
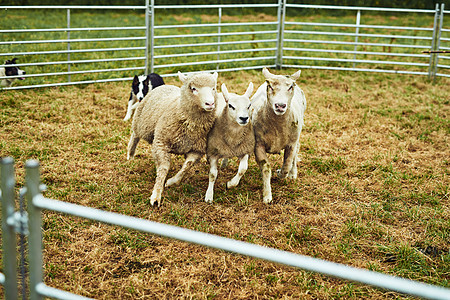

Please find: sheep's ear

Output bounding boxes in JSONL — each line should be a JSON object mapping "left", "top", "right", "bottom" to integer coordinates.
{"left": 178, "top": 71, "right": 187, "bottom": 83}
{"left": 244, "top": 82, "right": 253, "bottom": 98}
{"left": 262, "top": 67, "right": 274, "bottom": 79}
{"left": 291, "top": 70, "right": 301, "bottom": 81}
{"left": 221, "top": 83, "right": 230, "bottom": 103}
{"left": 212, "top": 72, "right": 218, "bottom": 82}
{"left": 12, "top": 58, "right": 17, "bottom": 63}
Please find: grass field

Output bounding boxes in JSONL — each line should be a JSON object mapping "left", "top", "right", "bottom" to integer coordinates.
{"left": 0, "top": 68, "right": 449, "bottom": 299}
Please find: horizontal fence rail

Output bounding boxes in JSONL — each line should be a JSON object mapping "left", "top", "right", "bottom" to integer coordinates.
{"left": 0, "top": 2, "right": 448, "bottom": 91}
{"left": 1, "top": 158, "right": 450, "bottom": 299}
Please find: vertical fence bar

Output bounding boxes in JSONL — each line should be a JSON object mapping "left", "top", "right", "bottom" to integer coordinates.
{"left": 216, "top": 7, "right": 222, "bottom": 70}
{"left": 150, "top": 0, "right": 155, "bottom": 73}
{"left": 432, "top": 3, "right": 445, "bottom": 81}
{"left": 275, "top": 0, "right": 285, "bottom": 69}
{"left": 428, "top": 3, "right": 440, "bottom": 79}
{"left": 145, "top": 0, "right": 150, "bottom": 74}
{"left": 353, "top": 10, "right": 361, "bottom": 68}
{"left": 145, "top": 0, "right": 155, "bottom": 74}
{"left": 0, "top": 157, "right": 19, "bottom": 300}
{"left": 25, "top": 160, "right": 43, "bottom": 300}
{"left": 67, "top": 9, "right": 71, "bottom": 83}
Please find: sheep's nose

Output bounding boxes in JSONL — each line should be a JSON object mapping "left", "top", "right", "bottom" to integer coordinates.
{"left": 239, "top": 116, "right": 249, "bottom": 123}
{"left": 275, "top": 103, "right": 286, "bottom": 109}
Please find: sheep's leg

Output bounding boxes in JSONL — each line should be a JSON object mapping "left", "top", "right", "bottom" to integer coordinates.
{"left": 278, "top": 145, "right": 296, "bottom": 179}
{"left": 150, "top": 148, "right": 171, "bottom": 207}
{"left": 288, "top": 143, "right": 299, "bottom": 179}
{"left": 205, "top": 156, "right": 219, "bottom": 203}
{"left": 127, "top": 132, "right": 140, "bottom": 160}
{"left": 165, "top": 152, "right": 201, "bottom": 188}
{"left": 123, "top": 99, "right": 136, "bottom": 121}
{"left": 255, "top": 144, "right": 272, "bottom": 204}
{"left": 226, "top": 154, "right": 249, "bottom": 189}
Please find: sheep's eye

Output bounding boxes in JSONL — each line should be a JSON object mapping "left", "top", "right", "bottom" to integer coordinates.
{"left": 228, "top": 104, "right": 235, "bottom": 110}
{"left": 191, "top": 86, "right": 197, "bottom": 92}
{"left": 247, "top": 104, "right": 251, "bottom": 109}
{"left": 288, "top": 84, "right": 294, "bottom": 91}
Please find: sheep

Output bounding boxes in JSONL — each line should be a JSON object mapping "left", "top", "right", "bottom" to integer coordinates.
{"left": 127, "top": 71, "right": 219, "bottom": 206}
{"left": 250, "top": 67, "right": 307, "bottom": 203}
{"left": 205, "top": 82, "right": 254, "bottom": 203}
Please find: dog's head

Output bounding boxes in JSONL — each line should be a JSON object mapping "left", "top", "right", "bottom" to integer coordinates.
{"left": 131, "top": 75, "right": 150, "bottom": 101}
{"left": 4, "top": 58, "right": 26, "bottom": 80}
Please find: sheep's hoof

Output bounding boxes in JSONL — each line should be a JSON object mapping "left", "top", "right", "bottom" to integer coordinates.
{"left": 150, "top": 197, "right": 160, "bottom": 207}
{"left": 287, "top": 173, "right": 298, "bottom": 179}
{"left": 226, "top": 181, "right": 236, "bottom": 189}
{"left": 276, "top": 168, "right": 288, "bottom": 179}
{"left": 263, "top": 194, "right": 272, "bottom": 204}
{"left": 165, "top": 177, "right": 180, "bottom": 188}
{"left": 204, "top": 194, "right": 213, "bottom": 203}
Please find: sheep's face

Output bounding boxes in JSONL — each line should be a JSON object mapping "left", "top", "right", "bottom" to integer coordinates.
{"left": 222, "top": 82, "right": 253, "bottom": 126}
{"left": 263, "top": 68, "right": 301, "bottom": 116}
{"left": 179, "top": 72, "right": 218, "bottom": 112}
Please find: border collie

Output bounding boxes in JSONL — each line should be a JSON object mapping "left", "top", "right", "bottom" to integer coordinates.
{"left": 1, "top": 58, "right": 26, "bottom": 88}
{"left": 123, "top": 73, "right": 165, "bottom": 121}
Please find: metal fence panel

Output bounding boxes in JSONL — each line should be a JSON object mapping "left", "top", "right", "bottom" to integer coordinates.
{"left": 0, "top": 2, "right": 448, "bottom": 91}
{"left": 282, "top": 2, "right": 446, "bottom": 77}
{"left": 0, "top": 5, "right": 148, "bottom": 90}
{"left": 1, "top": 158, "right": 450, "bottom": 299}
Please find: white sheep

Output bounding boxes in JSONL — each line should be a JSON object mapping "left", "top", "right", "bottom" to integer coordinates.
{"left": 127, "top": 71, "right": 219, "bottom": 206}
{"left": 205, "top": 82, "right": 254, "bottom": 203}
{"left": 250, "top": 67, "right": 307, "bottom": 203}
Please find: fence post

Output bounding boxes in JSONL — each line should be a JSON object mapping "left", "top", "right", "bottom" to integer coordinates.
{"left": 145, "top": 0, "right": 155, "bottom": 74}
{"left": 0, "top": 157, "right": 19, "bottom": 300}
{"left": 352, "top": 10, "right": 361, "bottom": 68}
{"left": 432, "top": 3, "right": 445, "bottom": 80}
{"left": 276, "top": 0, "right": 286, "bottom": 69}
{"left": 67, "top": 9, "right": 71, "bottom": 83}
{"left": 25, "top": 160, "right": 44, "bottom": 300}
{"left": 428, "top": 4, "right": 440, "bottom": 80}
{"left": 216, "top": 7, "right": 222, "bottom": 70}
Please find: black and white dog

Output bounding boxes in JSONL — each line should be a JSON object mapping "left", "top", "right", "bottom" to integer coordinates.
{"left": 1, "top": 58, "right": 26, "bottom": 87}
{"left": 123, "top": 73, "right": 165, "bottom": 121}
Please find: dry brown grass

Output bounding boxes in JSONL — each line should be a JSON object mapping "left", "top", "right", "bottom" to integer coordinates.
{"left": 1, "top": 69, "right": 449, "bottom": 299}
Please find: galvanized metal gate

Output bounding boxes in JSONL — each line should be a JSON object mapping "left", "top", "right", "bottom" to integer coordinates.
{"left": 0, "top": 2, "right": 448, "bottom": 91}
{"left": 2, "top": 157, "right": 450, "bottom": 299}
